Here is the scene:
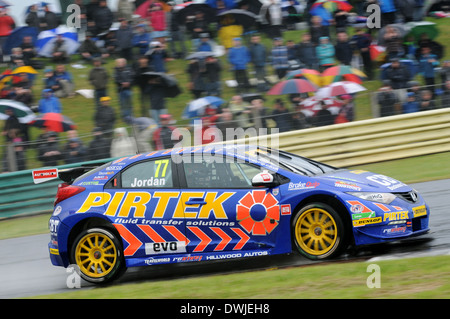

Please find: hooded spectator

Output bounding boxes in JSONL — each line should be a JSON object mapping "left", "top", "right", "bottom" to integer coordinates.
{"left": 38, "top": 89, "right": 62, "bottom": 113}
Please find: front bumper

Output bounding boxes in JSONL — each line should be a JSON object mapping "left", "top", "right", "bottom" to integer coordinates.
{"left": 347, "top": 199, "right": 431, "bottom": 246}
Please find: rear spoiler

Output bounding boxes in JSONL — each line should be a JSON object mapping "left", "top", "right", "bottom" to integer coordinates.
{"left": 32, "top": 163, "right": 107, "bottom": 185}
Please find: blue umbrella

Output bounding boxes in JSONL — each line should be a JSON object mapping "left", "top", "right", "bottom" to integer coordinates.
{"left": 380, "top": 60, "right": 419, "bottom": 80}
{"left": 36, "top": 26, "right": 79, "bottom": 58}
{"left": 206, "top": 0, "right": 237, "bottom": 9}
{"left": 309, "top": 6, "right": 332, "bottom": 25}
{"left": 0, "top": 0, "right": 11, "bottom": 7}
{"left": 2, "top": 26, "right": 39, "bottom": 55}
{"left": 183, "top": 96, "right": 225, "bottom": 119}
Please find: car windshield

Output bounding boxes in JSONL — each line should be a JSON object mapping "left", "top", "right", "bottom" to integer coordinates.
{"left": 255, "top": 148, "right": 337, "bottom": 176}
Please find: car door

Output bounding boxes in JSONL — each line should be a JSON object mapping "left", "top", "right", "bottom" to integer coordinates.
{"left": 178, "top": 154, "right": 282, "bottom": 255}
{"left": 105, "top": 157, "right": 188, "bottom": 259}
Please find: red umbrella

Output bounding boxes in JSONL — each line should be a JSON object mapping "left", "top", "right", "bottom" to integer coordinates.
{"left": 299, "top": 96, "right": 343, "bottom": 117}
{"left": 30, "top": 113, "right": 76, "bottom": 132}
{"left": 315, "top": 81, "right": 366, "bottom": 98}
{"left": 267, "top": 79, "right": 318, "bottom": 95}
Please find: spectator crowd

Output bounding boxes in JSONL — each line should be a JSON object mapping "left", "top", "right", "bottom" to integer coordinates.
{"left": 0, "top": 0, "right": 449, "bottom": 171}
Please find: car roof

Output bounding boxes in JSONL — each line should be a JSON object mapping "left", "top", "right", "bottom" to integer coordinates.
{"left": 109, "top": 144, "right": 276, "bottom": 168}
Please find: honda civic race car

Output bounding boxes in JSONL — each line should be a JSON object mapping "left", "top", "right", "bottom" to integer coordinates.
{"left": 43, "top": 145, "right": 430, "bottom": 284}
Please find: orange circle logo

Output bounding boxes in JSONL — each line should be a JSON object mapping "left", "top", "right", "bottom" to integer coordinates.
{"left": 236, "top": 190, "right": 280, "bottom": 235}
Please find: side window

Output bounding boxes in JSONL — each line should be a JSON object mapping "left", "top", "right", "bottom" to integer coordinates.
{"left": 121, "top": 158, "right": 173, "bottom": 188}
{"left": 183, "top": 156, "right": 263, "bottom": 188}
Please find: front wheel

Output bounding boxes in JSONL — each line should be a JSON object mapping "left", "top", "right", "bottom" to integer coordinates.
{"left": 292, "top": 203, "right": 347, "bottom": 260}
{"left": 70, "top": 227, "right": 126, "bottom": 284}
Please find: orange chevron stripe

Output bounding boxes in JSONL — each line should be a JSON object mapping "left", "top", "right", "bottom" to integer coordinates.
{"left": 231, "top": 228, "right": 250, "bottom": 250}
{"left": 210, "top": 227, "right": 232, "bottom": 251}
{"left": 138, "top": 225, "right": 165, "bottom": 243}
{"left": 163, "top": 225, "right": 190, "bottom": 245}
{"left": 113, "top": 224, "right": 142, "bottom": 256}
{"left": 373, "top": 203, "right": 390, "bottom": 212}
{"left": 187, "top": 226, "right": 212, "bottom": 252}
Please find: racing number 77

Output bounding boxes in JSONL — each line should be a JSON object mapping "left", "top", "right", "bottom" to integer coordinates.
{"left": 154, "top": 159, "right": 169, "bottom": 178}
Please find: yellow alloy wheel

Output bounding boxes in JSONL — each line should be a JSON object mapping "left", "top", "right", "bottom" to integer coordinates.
{"left": 74, "top": 231, "right": 118, "bottom": 279}
{"left": 294, "top": 207, "right": 338, "bottom": 257}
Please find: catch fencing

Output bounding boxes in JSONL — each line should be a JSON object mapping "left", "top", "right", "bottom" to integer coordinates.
{"left": 2, "top": 106, "right": 450, "bottom": 219}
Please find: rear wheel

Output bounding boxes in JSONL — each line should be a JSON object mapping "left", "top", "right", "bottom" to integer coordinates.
{"left": 292, "top": 203, "right": 346, "bottom": 260}
{"left": 70, "top": 227, "right": 125, "bottom": 284}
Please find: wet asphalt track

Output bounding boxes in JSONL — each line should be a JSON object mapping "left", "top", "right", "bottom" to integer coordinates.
{"left": 0, "top": 179, "right": 449, "bottom": 298}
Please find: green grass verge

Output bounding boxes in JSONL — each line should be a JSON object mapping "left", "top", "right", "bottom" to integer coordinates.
{"left": 33, "top": 255, "right": 450, "bottom": 299}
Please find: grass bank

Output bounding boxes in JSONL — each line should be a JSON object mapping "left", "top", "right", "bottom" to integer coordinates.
{"left": 34, "top": 254, "right": 450, "bottom": 299}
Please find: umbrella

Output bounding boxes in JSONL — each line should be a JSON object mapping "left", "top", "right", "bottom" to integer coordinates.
{"left": 0, "top": 70, "right": 21, "bottom": 90}
{"left": 2, "top": 26, "right": 39, "bottom": 55}
{"left": 380, "top": 59, "right": 419, "bottom": 80}
{"left": 315, "top": 81, "right": 366, "bottom": 98}
{"left": 286, "top": 69, "right": 322, "bottom": 86}
{"left": 405, "top": 21, "right": 439, "bottom": 41}
{"left": 176, "top": 3, "right": 218, "bottom": 25}
{"left": 185, "top": 51, "right": 215, "bottom": 60}
{"left": 311, "top": 0, "right": 353, "bottom": 12}
{"left": 369, "top": 44, "right": 386, "bottom": 62}
{"left": 267, "top": 79, "right": 318, "bottom": 95}
{"left": 377, "top": 24, "right": 407, "bottom": 46}
{"left": 206, "top": 0, "right": 237, "bottom": 9}
{"left": 321, "top": 65, "right": 367, "bottom": 85}
{"left": 183, "top": 96, "right": 225, "bottom": 118}
{"left": 142, "top": 72, "right": 181, "bottom": 98}
{"left": 309, "top": 6, "right": 332, "bottom": 25}
{"left": 299, "top": 96, "right": 343, "bottom": 117}
{"left": 36, "top": 26, "right": 80, "bottom": 58}
{"left": 217, "top": 9, "right": 258, "bottom": 29}
{"left": 0, "top": 0, "right": 11, "bottom": 7}
{"left": 135, "top": 0, "right": 171, "bottom": 16}
{"left": 0, "top": 100, "right": 36, "bottom": 124}
{"left": 236, "top": 0, "right": 262, "bottom": 15}
{"left": 132, "top": 117, "right": 158, "bottom": 131}
{"left": 30, "top": 113, "right": 76, "bottom": 132}
{"left": 11, "top": 66, "right": 38, "bottom": 75}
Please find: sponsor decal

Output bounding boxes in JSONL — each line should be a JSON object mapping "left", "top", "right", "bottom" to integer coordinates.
{"left": 236, "top": 190, "right": 280, "bottom": 235}
{"left": 32, "top": 168, "right": 58, "bottom": 184}
{"left": 366, "top": 174, "right": 406, "bottom": 190}
{"left": 350, "top": 170, "right": 367, "bottom": 174}
{"left": 351, "top": 212, "right": 375, "bottom": 220}
{"left": 93, "top": 176, "right": 108, "bottom": 180}
{"left": 280, "top": 204, "right": 291, "bottom": 215}
{"left": 106, "top": 166, "right": 123, "bottom": 170}
{"left": 383, "top": 226, "right": 407, "bottom": 234}
{"left": 335, "top": 181, "right": 361, "bottom": 191}
{"left": 353, "top": 217, "right": 382, "bottom": 227}
{"left": 288, "top": 181, "right": 320, "bottom": 190}
{"left": 76, "top": 191, "right": 233, "bottom": 220}
{"left": 144, "top": 257, "right": 170, "bottom": 265}
{"left": 383, "top": 211, "right": 409, "bottom": 222}
{"left": 130, "top": 177, "right": 166, "bottom": 187}
{"left": 413, "top": 205, "right": 427, "bottom": 218}
{"left": 145, "top": 241, "right": 186, "bottom": 255}
{"left": 347, "top": 200, "right": 373, "bottom": 214}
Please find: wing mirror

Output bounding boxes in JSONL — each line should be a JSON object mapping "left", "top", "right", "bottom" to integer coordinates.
{"left": 252, "top": 171, "right": 280, "bottom": 188}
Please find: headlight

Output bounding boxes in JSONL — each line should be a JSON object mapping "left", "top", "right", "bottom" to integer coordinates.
{"left": 346, "top": 192, "right": 396, "bottom": 204}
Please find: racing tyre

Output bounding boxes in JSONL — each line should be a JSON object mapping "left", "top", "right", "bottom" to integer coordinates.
{"left": 70, "top": 227, "right": 126, "bottom": 284}
{"left": 292, "top": 203, "right": 347, "bottom": 260}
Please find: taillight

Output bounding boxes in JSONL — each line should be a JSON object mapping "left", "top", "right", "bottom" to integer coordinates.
{"left": 54, "top": 183, "right": 85, "bottom": 205}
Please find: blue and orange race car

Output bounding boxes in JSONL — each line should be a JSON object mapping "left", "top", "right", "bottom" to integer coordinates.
{"left": 44, "top": 145, "right": 430, "bottom": 283}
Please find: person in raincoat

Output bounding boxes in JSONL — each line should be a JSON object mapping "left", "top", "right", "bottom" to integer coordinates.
{"left": 316, "top": 36, "right": 335, "bottom": 71}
